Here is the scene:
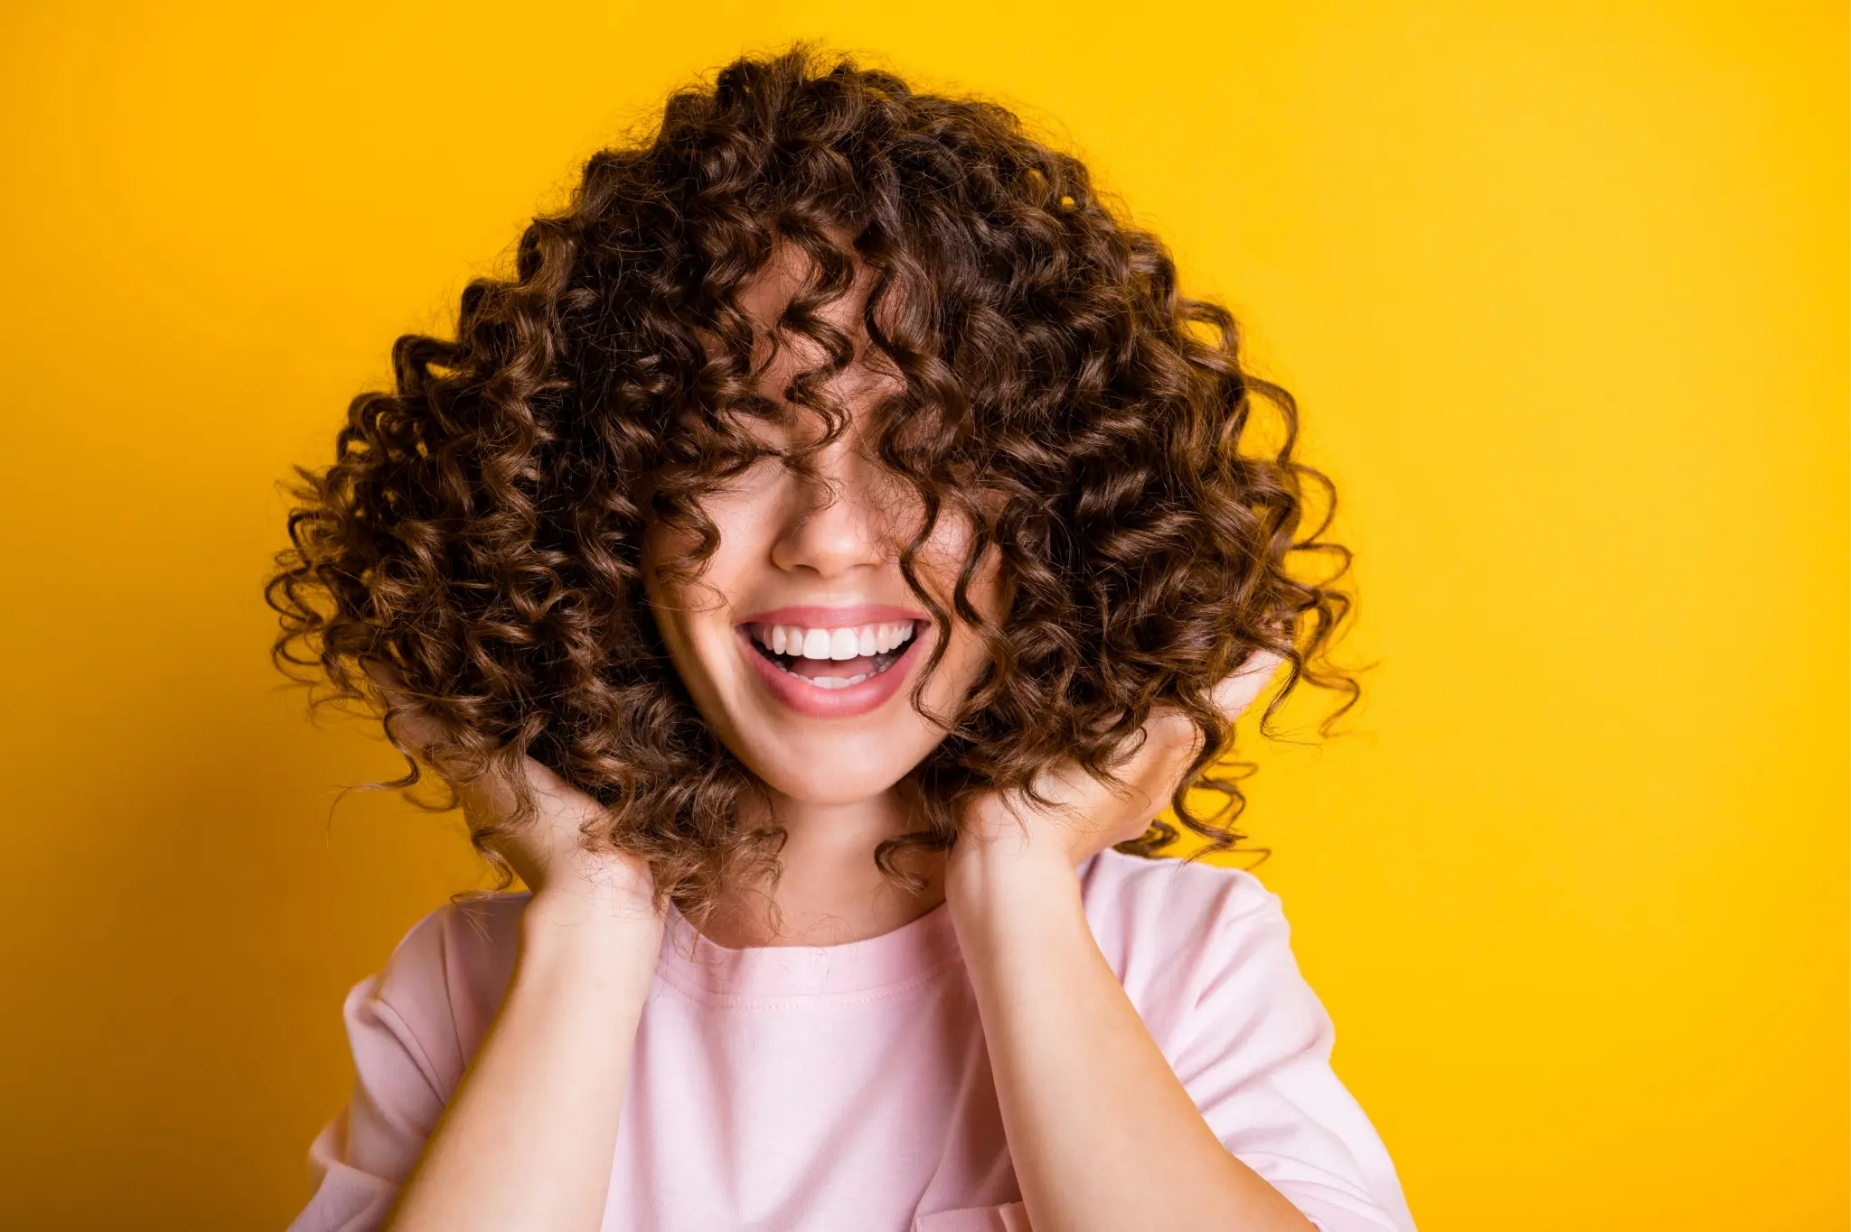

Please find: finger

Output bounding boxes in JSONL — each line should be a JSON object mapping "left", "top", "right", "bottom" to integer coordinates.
{"left": 1092, "top": 650, "right": 1289, "bottom": 852}
{"left": 1209, "top": 649, "right": 1288, "bottom": 722}
{"left": 361, "top": 659, "right": 453, "bottom": 762}
{"left": 361, "top": 658, "right": 415, "bottom": 711}
{"left": 1131, "top": 649, "right": 1289, "bottom": 773}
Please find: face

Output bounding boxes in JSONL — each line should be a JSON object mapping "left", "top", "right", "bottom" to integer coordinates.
{"left": 640, "top": 242, "right": 1004, "bottom": 809}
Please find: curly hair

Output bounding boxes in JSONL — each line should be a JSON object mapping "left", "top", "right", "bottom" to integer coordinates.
{"left": 265, "top": 44, "right": 1359, "bottom": 924}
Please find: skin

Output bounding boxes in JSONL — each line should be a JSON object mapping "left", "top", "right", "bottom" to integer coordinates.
{"left": 366, "top": 242, "right": 1313, "bottom": 1232}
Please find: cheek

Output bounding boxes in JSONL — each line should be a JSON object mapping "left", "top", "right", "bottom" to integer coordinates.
{"left": 641, "top": 489, "right": 760, "bottom": 600}
{"left": 638, "top": 520, "right": 731, "bottom": 679}
{"left": 912, "top": 512, "right": 1006, "bottom": 627}
{"left": 910, "top": 529, "right": 1007, "bottom": 701}
{"left": 638, "top": 525, "right": 693, "bottom": 640}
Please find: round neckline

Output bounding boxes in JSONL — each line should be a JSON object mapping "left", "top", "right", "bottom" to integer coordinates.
{"left": 655, "top": 897, "right": 962, "bottom": 1005}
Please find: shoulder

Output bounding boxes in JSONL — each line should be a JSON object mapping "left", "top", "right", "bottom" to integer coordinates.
{"left": 1079, "top": 848, "right": 1301, "bottom": 1034}
{"left": 295, "top": 894, "right": 531, "bottom": 1216}
{"left": 1081, "top": 853, "right": 1415, "bottom": 1232}
{"left": 1080, "top": 847, "right": 1287, "bottom": 960}
{"left": 358, "top": 892, "right": 530, "bottom": 1094}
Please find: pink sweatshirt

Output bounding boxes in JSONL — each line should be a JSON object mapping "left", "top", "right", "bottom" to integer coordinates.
{"left": 289, "top": 849, "right": 1415, "bottom": 1232}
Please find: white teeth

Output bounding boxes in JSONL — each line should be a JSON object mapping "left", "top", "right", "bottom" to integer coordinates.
{"left": 753, "top": 620, "right": 915, "bottom": 661}
{"left": 807, "top": 673, "right": 870, "bottom": 689}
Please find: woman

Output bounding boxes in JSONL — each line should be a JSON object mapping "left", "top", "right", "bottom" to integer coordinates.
{"left": 269, "top": 46, "right": 1414, "bottom": 1232}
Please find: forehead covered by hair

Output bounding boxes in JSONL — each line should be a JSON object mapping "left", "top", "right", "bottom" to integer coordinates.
{"left": 554, "top": 47, "right": 1142, "bottom": 464}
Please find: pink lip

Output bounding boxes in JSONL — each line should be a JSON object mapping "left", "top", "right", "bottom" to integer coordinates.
{"left": 735, "top": 605, "right": 931, "bottom": 719}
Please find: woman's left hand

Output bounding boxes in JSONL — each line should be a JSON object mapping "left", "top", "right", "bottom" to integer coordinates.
{"left": 952, "top": 649, "right": 1289, "bottom": 873}
{"left": 943, "top": 647, "right": 1315, "bottom": 1232}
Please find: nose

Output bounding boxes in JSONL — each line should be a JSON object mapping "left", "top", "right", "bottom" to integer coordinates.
{"left": 767, "top": 434, "right": 890, "bottom": 579}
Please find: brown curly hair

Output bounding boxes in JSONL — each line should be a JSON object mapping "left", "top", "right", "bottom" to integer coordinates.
{"left": 264, "top": 44, "right": 1359, "bottom": 922}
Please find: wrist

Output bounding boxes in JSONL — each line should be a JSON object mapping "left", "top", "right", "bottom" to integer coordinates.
{"left": 946, "top": 837, "right": 1083, "bottom": 924}
{"left": 522, "top": 849, "right": 658, "bottom": 925}
{"left": 521, "top": 890, "right": 663, "bottom": 974}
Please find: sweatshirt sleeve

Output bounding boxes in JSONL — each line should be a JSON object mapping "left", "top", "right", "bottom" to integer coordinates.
{"left": 1164, "top": 872, "right": 1417, "bottom": 1232}
{"left": 286, "top": 906, "right": 479, "bottom": 1232}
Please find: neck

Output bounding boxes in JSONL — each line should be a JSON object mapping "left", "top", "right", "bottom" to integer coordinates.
{"left": 699, "top": 785, "right": 947, "bottom": 948}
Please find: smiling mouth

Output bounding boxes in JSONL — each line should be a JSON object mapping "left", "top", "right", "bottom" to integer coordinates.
{"left": 745, "top": 620, "right": 920, "bottom": 690}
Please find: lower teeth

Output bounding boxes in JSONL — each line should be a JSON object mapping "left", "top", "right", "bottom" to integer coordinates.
{"left": 766, "top": 644, "right": 907, "bottom": 690}
{"left": 776, "top": 660, "right": 888, "bottom": 689}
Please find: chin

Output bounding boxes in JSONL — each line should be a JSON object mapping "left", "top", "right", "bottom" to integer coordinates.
{"left": 744, "top": 755, "right": 918, "bottom": 807}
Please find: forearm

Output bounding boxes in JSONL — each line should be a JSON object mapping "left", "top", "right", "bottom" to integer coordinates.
{"left": 947, "top": 850, "right": 1315, "bottom": 1232}
{"left": 384, "top": 901, "right": 660, "bottom": 1232}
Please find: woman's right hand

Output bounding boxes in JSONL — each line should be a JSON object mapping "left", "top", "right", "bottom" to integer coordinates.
{"left": 361, "top": 662, "right": 662, "bottom": 1232}
{"left": 362, "top": 660, "right": 661, "bottom": 929}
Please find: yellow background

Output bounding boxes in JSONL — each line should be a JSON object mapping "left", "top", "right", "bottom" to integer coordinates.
{"left": 1, "top": 2, "right": 1843, "bottom": 1228}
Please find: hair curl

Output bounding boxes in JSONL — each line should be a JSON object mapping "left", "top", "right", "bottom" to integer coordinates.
{"left": 265, "top": 44, "right": 1359, "bottom": 925}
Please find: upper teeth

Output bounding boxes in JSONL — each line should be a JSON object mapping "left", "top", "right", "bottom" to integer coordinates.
{"left": 754, "top": 622, "right": 915, "bottom": 660}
